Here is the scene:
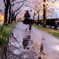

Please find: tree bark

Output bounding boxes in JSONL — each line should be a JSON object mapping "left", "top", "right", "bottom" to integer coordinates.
{"left": 11, "top": 11, "right": 14, "bottom": 23}
{"left": 43, "top": 4, "right": 46, "bottom": 27}
{"left": 4, "top": 0, "right": 10, "bottom": 25}
{"left": 4, "top": 5, "right": 9, "bottom": 25}
{"left": 37, "top": 11, "right": 40, "bottom": 25}
{"left": 8, "top": 4, "right": 11, "bottom": 24}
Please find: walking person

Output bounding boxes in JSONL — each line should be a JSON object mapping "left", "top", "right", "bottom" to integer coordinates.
{"left": 29, "top": 10, "right": 34, "bottom": 30}
{"left": 23, "top": 10, "right": 30, "bottom": 30}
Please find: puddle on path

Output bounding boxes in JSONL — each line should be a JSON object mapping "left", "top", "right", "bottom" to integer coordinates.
{"left": 51, "top": 45, "right": 59, "bottom": 51}
{"left": 6, "top": 32, "right": 47, "bottom": 59}
{"left": 23, "top": 35, "right": 31, "bottom": 49}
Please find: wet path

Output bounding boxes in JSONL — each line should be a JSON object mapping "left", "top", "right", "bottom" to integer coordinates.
{"left": 6, "top": 22, "right": 59, "bottom": 59}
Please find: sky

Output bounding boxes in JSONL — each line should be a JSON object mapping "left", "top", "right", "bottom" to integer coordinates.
{"left": 0, "top": 0, "right": 59, "bottom": 19}
{"left": 0, "top": 0, "right": 4, "bottom": 12}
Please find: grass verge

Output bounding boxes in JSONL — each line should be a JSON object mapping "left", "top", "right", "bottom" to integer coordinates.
{"left": 5, "top": 21, "right": 19, "bottom": 32}
{"left": 33, "top": 24, "right": 59, "bottom": 37}
{"left": 48, "top": 32, "right": 59, "bottom": 37}
{"left": 0, "top": 21, "right": 19, "bottom": 45}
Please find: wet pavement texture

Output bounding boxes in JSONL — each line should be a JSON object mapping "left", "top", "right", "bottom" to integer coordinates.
{"left": 6, "top": 22, "right": 59, "bottom": 59}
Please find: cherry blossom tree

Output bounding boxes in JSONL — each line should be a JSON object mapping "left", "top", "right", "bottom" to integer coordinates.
{"left": 3, "top": 0, "right": 27, "bottom": 24}
{"left": 25, "top": 0, "right": 43, "bottom": 25}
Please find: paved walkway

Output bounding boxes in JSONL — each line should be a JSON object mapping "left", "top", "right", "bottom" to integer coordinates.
{"left": 7, "top": 22, "right": 59, "bottom": 59}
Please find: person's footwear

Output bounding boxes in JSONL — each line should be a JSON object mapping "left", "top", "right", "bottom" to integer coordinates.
{"left": 26, "top": 28, "right": 27, "bottom": 30}
{"left": 29, "top": 28, "right": 31, "bottom": 30}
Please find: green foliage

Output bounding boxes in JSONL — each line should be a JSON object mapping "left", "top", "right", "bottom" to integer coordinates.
{"left": 49, "top": 32, "right": 59, "bottom": 37}
{"left": 33, "top": 24, "right": 45, "bottom": 30}
{"left": 0, "top": 25, "right": 10, "bottom": 36}
{"left": 0, "top": 21, "right": 19, "bottom": 45}
{"left": 3, "top": 30, "right": 10, "bottom": 37}
{"left": 33, "top": 24, "right": 59, "bottom": 37}
{"left": 0, "top": 25, "right": 5, "bottom": 35}
{"left": 0, "top": 37, "right": 7, "bottom": 45}
{"left": 0, "top": 26, "right": 8, "bottom": 45}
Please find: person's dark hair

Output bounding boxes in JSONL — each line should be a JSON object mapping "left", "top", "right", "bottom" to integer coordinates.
{"left": 25, "top": 10, "right": 29, "bottom": 16}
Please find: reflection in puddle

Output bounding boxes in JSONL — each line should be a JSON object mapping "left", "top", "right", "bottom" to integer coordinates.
{"left": 24, "top": 30, "right": 30, "bottom": 33}
{"left": 13, "top": 49, "right": 21, "bottom": 55}
{"left": 52, "top": 45, "right": 59, "bottom": 51}
{"left": 23, "top": 35, "right": 31, "bottom": 49}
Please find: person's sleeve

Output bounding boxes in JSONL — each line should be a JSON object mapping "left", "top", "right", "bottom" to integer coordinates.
{"left": 29, "top": 14, "right": 30, "bottom": 17}
{"left": 24, "top": 14, "right": 26, "bottom": 17}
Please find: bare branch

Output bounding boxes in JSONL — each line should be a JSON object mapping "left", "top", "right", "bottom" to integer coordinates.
{"left": 12, "top": 3, "right": 15, "bottom": 7}
{"left": 14, "top": 2, "right": 25, "bottom": 14}
{"left": 16, "top": 11, "right": 20, "bottom": 16}
{"left": 11, "top": 0, "right": 16, "bottom": 2}
{"left": 16, "top": 0, "right": 27, "bottom": 3}
{"left": 12, "top": 0, "right": 27, "bottom": 7}
{"left": 3, "top": 0, "right": 6, "bottom": 5}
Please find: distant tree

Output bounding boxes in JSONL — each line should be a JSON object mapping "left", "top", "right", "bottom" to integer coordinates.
{"left": 25, "top": 0, "right": 43, "bottom": 25}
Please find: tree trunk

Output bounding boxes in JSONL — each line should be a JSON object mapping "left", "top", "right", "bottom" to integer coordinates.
{"left": 4, "top": 0, "right": 10, "bottom": 25}
{"left": 14, "top": 15, "right": 16, "bottom": 22}
{"left": 8, "top": 4, "right": 11, "bottom": 24}
{"left": 37, "top": 11, "right": 39, "bottom": 25}
{"left": 11, "top": 11, "right": 14, "bottom": 23}
{"left": 4, "top": 6, "right": 8, "bottom": 25}
{"left": 43, "top": 4, "right": 46, "bottom": 27}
